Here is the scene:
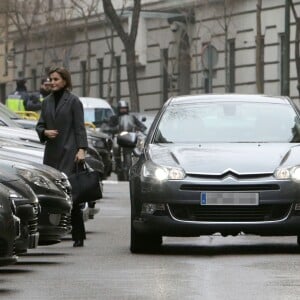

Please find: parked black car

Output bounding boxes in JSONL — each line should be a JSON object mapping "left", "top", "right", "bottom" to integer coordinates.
{"left": 0, "top": 184, "right": 20, "bottom": 266}
{"left": 86, "top": 128, "right": 113, "bottom": 179}
{"left": 0, "top": 155, "right": 72, "bottom": 245}
{"left": 0, "top": 172, "right": 39, "bottom": 254}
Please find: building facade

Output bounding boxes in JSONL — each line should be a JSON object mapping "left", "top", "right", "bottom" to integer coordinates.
{"left": 0, "top": 0, "right": 299, "bottom": 111}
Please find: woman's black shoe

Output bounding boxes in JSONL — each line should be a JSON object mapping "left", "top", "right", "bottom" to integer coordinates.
{"left": 73, "top": 240, "right": 84, "bottom": 247}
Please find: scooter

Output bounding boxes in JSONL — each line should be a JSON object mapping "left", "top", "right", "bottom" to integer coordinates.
{"left": 114, "top": 131, "right": 133, "bottom": 181}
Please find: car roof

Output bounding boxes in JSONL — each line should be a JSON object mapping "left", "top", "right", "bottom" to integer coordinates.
{"left": 79, "top": 97, "right": 113, "bottom": 109}
{"left": 168, "top": 94, "right": 291, "bottom": 106}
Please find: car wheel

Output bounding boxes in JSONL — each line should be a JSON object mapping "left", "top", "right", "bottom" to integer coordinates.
{"left": 297, "top": 235, "right": 300, "bottom": 246}
{"left": 130, "top": 221, "right": 162, "bottom": 253}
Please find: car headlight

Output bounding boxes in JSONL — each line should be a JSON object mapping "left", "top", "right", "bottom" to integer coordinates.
{"left": 9, "top": 189, "right": 24, "bottom": 215}
{"left": 274, "top": 166, "right": 300, "bottom": 182}
{"left": 136, "top": 135, "right": 145, "bottom": 152}
{"left": 17, "top": 169, "right": 59, "bottom": 191}
{"left": 61, "top": 172, "right": 68, "bottom": 180}
{"left": 9, "top": 189, "right": 26, "bottom": 202}
{"left": 141, "top": 160, "right": 185, "bottom": 182}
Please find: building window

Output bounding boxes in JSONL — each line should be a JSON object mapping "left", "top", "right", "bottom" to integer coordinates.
{"left": 161, "top": 48, "right": 168, "bottom": 104}
{"left": 115, "top": 56, "right": 121, "bottom": 102}
{"left": 81, "top": 61, "right": 87, "bottom": 97}
{"left": 228, "top": 39, "right": 235, "bottom": 93}
{"left": 97, "top": 58, "right": 103, "bottom": 98}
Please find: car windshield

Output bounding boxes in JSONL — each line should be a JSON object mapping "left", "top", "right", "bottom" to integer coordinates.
{"left": 84, "top": 108, "right": 114, "bottom": 126}
{"left": 153, "top": 101, "right": 300, "bottom": 143}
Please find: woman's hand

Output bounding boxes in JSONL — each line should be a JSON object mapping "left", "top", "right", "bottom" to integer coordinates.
{"left": 44, "top": 129, "right": 59, "bottom": 139}
{"left": 75, "top": 148, "right": 85, "bottom": 162}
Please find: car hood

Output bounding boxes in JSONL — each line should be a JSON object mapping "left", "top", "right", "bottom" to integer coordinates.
{"left": 0, "top": 154, "right": 65, "bottom": 180}
{"left": 147, "top": 143, "right": 300, "bottom": 175}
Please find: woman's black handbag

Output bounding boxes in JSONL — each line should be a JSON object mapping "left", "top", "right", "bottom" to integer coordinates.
{"left": 68, "top": 163, "right": 102, "bottom": 204}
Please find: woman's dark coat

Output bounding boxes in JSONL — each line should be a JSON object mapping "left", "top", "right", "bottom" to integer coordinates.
{"left": 36, "top": 90, "right": 88, "bottom": 176}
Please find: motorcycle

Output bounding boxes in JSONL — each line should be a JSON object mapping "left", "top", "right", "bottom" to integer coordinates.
{"left": 115, "top": 131, "right": 138, "bottom": 181}
{"left": 103, "top": 114, "right": 146, "bottom": 181}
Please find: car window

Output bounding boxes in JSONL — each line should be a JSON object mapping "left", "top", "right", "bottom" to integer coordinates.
{"left": 84, "top": 108, "right": 114, "bottom": 126}
{"left": 153, "top": 101, "right": 299, "bottom": 143}
{"left": 95, "top": 108, "right": 114, "bottom": 125}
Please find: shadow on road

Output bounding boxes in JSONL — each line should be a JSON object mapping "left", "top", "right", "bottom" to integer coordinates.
{"left": 156, "top": 243, "right": 300, "bottom": 256}
{"left": 16, "top": 261, "right": 63, "bottom": 266}
{"left": 0, "top": 288, "right": 19, "bottom": 296}
{"left": 0, "top": 268, "right": 32, "bottom": 274}
{"left": 20, "top": 252, "right": 71, "bottom": 257}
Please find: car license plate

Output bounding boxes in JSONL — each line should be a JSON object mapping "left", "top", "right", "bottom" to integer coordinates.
{"left": 200, "top": 192, "right": 259, "bottom": 206}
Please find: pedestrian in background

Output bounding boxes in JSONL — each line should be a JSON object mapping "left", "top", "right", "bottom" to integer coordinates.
{"left": 40, "top": 77, "right": 52, "bottom": 99}
{"left": 6, "top": 78, "right": 30, "bottom": 112}
{"left": 26, "top": 92, "right": 42, "bottom": 113}
{"left": 25, "top": 77, "right": 52, "bottom": 114}
{"left": 35, "top": 66, "right": 88, "bottom": 247}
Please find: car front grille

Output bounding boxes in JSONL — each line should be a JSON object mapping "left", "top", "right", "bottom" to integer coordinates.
{"left": 28, "top": 219, "right": 38, "bottom": 235}
{"left": 168, "top": 204, "right": 291, "bottom": 222}
{"left": 59, "top": 213, "right": 71, "bottom": 229}
{"left": 28, "top": 203, "right": 39, "bottom": 235}
{"left": 180, "top": 184, "right": 280, "bottom": 191}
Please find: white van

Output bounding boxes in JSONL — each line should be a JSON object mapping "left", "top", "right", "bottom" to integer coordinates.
{"left": 79, "top": 97, "right": 115, "bottom": 127}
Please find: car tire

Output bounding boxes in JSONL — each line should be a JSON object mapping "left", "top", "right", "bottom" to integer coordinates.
{"left": 130, "top": 223, "right": 162, "bottom": 253}
{"left": 297, "top": 235, "right": 300, "bottom": 246}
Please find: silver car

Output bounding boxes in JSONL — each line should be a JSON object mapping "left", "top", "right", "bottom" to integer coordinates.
{"left": 120, "top": 94, "right": 300, "bottom": 253}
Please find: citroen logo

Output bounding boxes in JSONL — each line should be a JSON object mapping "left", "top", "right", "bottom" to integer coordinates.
{"left": 221, "top": 169, "right": 240, "bottom": 177}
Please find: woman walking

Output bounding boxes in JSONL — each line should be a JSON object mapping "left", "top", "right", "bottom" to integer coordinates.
{"left": 36, "top": 67, "right": 88, "bottom": 247}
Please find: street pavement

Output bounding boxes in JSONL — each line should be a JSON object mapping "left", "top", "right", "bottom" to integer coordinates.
{"left": 1, "top": 176, "right": 300, "bottom": 300}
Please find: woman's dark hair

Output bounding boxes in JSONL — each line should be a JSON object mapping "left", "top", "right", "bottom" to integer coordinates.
{"left": 48, "top": 66, "right": 72, "bottom": 90}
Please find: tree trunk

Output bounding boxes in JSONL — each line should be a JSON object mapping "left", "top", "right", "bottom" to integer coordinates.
{"left": 295, "top": 19, "right": 300, "bottom": 97}
{"left": 290, "top": 0, "right": 300, "bottom": 98}
{"left": 85, "top": 24, "right": 91, "bottom": 96}
{"left": 102, "top": 0, "right": 141, "bottom": 111}
{"left": 22, "top": 42, "right": 27, "bottom": 77}
{"left": 178, "top": 31, "right": 191, "bottom": 95}
{"left": 256, "top": 0, "right": 264, "bottom": 93}
{"left": 126, "top": 47, "right": 139, "bottom": 112}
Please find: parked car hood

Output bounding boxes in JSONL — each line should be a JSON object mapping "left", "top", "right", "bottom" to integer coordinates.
{"left": 0, "top": 127, "right": 40, "bottom": 144}
{"left": 0, "top": 145, "right": 43, "bottom": 164}
{"left": 148, "top": 143, "right": 300, "bottom": 175}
